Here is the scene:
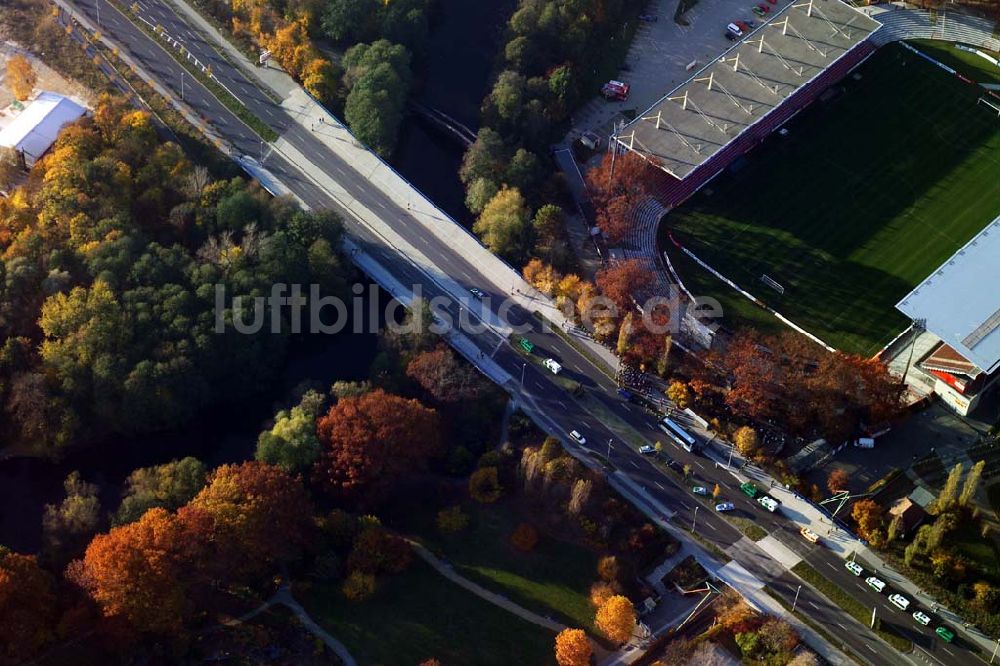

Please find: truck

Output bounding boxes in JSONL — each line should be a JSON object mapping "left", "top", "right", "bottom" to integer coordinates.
{"left": 740, "top": 482, "right": 760, "bottom": 498}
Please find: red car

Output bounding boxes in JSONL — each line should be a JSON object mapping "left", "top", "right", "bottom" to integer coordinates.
{"left": 766, "top": 0, "right": 777, "bottom": 4}
{"left": 757, "top": 3, "right": 770, "bottom": 12}
{"left": 736, "top": 20, "right": 751, "bottom": 31}
{"left": 601, "top": 80, "right": 630, "bottom": 101}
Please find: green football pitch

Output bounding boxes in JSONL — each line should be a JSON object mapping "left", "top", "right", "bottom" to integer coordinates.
{"left": 664, "top": 42, "right": 1000, "bottom": 356}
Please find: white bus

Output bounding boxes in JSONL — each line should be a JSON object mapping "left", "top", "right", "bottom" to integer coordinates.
{"left": 659, "top": 417, "right": 698, "bottom": 452}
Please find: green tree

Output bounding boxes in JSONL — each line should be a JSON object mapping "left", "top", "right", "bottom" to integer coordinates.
{"left": 114, "top": 457, "right": 207, "bottom": 526}
{"left": 342, "top": 41, "right": 413, "bottom": 156}
{"left": 505, "top": 36, "right": 538, "bottom": 72}
{"left": 490, "top": 70, "right": 527, "bottom": 122}
{"left": 465, "top": 177, "right": 499, "bottom": 214}
{"left": 0, "top": 146, "right": 21, "bottom": 192}
{"left": 934, "top": 463, "right": 964, "bottom": 513}
{"left": 459, "top": 127, "right": 507, "bottom": 186}
{"left": 505, "top": 148, "right": 543, "bottom": 194}
{"left": 255, "top": 390, "right": 325, "bottom": 473}
{"left": 42, "top": 472, "right": 101, "bottom": 566}
{"left": 321, "top": 0, "right": 380, "bottom": 44}
{"left": 469, "top": 467, "right": 503, "bottom": 503}
{"left": 473, "top": 187, "right": 532, "bottom": 263}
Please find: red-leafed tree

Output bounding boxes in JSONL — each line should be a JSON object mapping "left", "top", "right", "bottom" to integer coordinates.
{"left": 188, "top": 461, "right": 314, "bottom": 579}
{"left": 595, "top": 259, "right": 654, "bottom": 318}
{"left": 585, "top": 152, "right": 660, "bottom": 244}
{"left": 345, "top": 527, "right": 413, "bottom": 575}
{"left": 67, "top": 508, "right": 195, "bottom": 635}
{"left": 0, "top": 548, "right": 57, "bottom": 659}
{"left": 406, "top": 346, "right": 483, "bottom": 402}
{"left": 314, "top": 389, "right": 441, "bottom": 506}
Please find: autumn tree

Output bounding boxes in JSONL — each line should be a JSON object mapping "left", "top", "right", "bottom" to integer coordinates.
{"left": 554, "top": 628, "right": 592, "bottom": 666}
{"left": 255, "top": 390, "right": 325, "bottom": 473}
{"left": 188, "top": 462, "right": 313, "bottom": 579}
{"left": 597, "top": 555, "right": 620, "bottom": 583}
{"left": 934, "top": 463, "right": 964, "bottom": 513}
{"left": 826, "top": 468, "right": 850, "bottom": 495}
{"left": 473, "top": 186, "right": 532, "bottom": 263}
{"left": 0, "top": 146, "right": 21, "bottom": 192}
{"left": 667, "top": 380, "right": 692, "bottom": 410}
{"left": 469, "top": 466, "right": 503, "bottom": 503}
{"left": 595, "top": 594, "right": 636, "bottom": 644}
{"left": 851, "top": 499, "right": 885, "bottom": 544}
{"left": 590, "top": 581, "right": 616, "bottom": 608}
{"left": 960, "top": 460, "right": 985, "bottom": 507}
{"left": 42, "top": 472, "right": 101, "bottom": 566}
{"left": 511, "top": 522, "right": 540, "bottom": 551}
{"left": 584, "top": 152, "right": 659, "bottom": 244}
{"left": 406, "top": 346, "right": 483, "bottom": 402}
{"left": 6, "top": 55, "right": 36, "bottom": 101}
{"left": 346, "top": 526, "right": 412, "bottom": 575}
{"left": 314, "top": 389, "right": 441, "bottom": 506}
{"left": 69, "top": 508, "right": 196, "bottom": 634}
{"left": 436, "top": 505, "right": 469, "bottom": 533}
{"left": 732, "top": 426, "right": 758, "bottom": 456}
{"left": 712, "top": 484, "right": 721, "bottom": 499}
{"left": 342, "top": 570, "right": 377, "bottom": 601}
{"left": 595, "top": 259, "right": 653, "bottom": 316}
{"left": 0, "top": 548, "right": 56, "bottom": 660}
{"left": 114, "top": 457, "right": 207, "bottom": 526}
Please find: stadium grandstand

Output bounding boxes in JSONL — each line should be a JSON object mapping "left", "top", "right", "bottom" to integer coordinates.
{"left": 613, "top": 0, "right": 881, "bottom": 208}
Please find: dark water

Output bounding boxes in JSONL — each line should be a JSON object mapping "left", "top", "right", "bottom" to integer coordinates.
{"left": 391, "top": 0, "right": 515, "bottom": 228}
{"left": 0, "top": 293, "right": 384, "bottom": 553}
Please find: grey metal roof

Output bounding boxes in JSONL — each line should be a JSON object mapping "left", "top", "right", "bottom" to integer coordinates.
{"left": 613, "top": 0, "right": 881, "bottom": 179}
{"left": 897, "top": 214, "right": 1000, "bottom": 375}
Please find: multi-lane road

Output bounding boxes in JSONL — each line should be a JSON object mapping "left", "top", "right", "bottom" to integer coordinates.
{"left": 60, "top": 1, "right": 979, "bottom": 663}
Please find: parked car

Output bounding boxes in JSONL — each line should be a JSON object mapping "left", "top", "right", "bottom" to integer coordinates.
{"left": 736, "top": 20, "right": 751, "bottom": 31}
{"left": 601, "top": 80, "right": 630, "bottom": 101}
{"left": 469, "top": 287, "right": 486, "bottom": 299}
{"left": 724, "top": 30, "right": 737, "bottom": 40}
{"left": 935, "top": 626, "right": 955, "bottom": 643}
{"left": 570, "top": 430, "right": 587, "bottom": 445}
{"left": 912, "top": 611, "right": 931, "bottom": 626}
{"left": 639, "top": 445, "right": 656, "bottom": 455}
{"left": 845, "top": 561, "right": 864, "bottom": 576}
{"left": 866, "top": 576, "right": 886, "bottom": 593}
{"left": 889, "top": 594, "right": 910, "bottom": 611}
{"left": 800, "top": 527, "right": 820, "bottom": 543}
{"left": 579, "top": 130, "right": 602, "bottom": 150}
{"left": 753, "top": 6, "right": 766, "bottom": 16}
{"left": 757, "top": 4, "right": 771, "bottom": 13}
{"left": 543, "top": 358, "right": 562, "bottom": 374}
{"left": 692, "top": 486, "right": 708, "bottom": 496}
{"left": 667, "top": 459, "right": 685, "bottom": 474}
{"left": 727, "top": 22, "right": 744, "bottom": 37}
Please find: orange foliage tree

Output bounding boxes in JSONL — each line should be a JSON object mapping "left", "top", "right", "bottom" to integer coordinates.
{"left": 584, "top": 152, "right": 659, "bottom": 244}
{"left": 595, "top": 594, "right": 636, "bottom": 643}
{"left": 0, "top": 549, "right": 56, "bottom": 659}
{"left": 6, "top": 55, "right": 36, "bottom": 101}
{"left": 406, "top": 346, "right": 482, "bottom": 402}
{"left": 67, "top": 508, "right": 196, "bottom": 635}
{"left": 188, "top": 461, "right": 314, "bottom": 579}
{"left": 554, "top": 627, "right": 593, "bottom": 666}
{"left": 827, "top": 468, "right": 850, "bottom": 494}
{"left": 510, "top": 523, "right": 540, "bottom": 551}
{"left": 595, "top": 259, "right": 653, "bottom": 317}
{"left": 851, "top": 499, "right": 885, "bottom": 544}
{"left": 346, "top": 527, "right": 413, "bottom": 575}
{"left": 314, "top": 389, "right": 441, "bottom": 506}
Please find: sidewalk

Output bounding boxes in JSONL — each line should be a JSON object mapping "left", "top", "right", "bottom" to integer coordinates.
{"left": 166, "top": 0, "right": 622, "bottom": 379}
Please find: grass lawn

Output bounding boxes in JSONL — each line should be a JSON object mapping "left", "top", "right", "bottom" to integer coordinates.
{"left": 952, "top": 521, "right": 1000, "bottom": 582}
{"left": 301, "top": 559, "right": 556, "bottom": 666}
{"left": 908, "top": 39, "right": 1000, "bottom": 86}
{"left": 663, "top": 42, "right": 1000, "bottom": 355}
{"left": 420, "top": 501, "right": 601, "bottom": 634}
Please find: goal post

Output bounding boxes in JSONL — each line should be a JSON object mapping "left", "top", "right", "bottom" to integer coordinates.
{"left": 977, "top": 96, "right": 1000, "bottom": 117}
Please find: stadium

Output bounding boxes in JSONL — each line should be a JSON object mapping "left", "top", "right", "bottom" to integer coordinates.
{"left": 613, "top": 1, "right": 1000, "bottom": 359}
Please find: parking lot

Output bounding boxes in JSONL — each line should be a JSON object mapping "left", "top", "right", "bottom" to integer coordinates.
{"left": 566, "top": 0, "right": 799, "bottom": 149}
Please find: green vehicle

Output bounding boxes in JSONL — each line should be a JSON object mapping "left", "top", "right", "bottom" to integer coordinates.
{"left": 935, "top": 626, "right": 954, "bottom": 643}
{"left": 740, "top": 482, "right": 760, "bottom": 499}
{"left": 518, "top": 337, "right": 535, "bottom": 353}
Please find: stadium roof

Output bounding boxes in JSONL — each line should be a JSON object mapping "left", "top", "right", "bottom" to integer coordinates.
{"left": 613, "top": 0, "right": 880, "bottom": 180}
{"left": 0, "top": 92, "right": 86, "bottom": 166}
{"left": 897, "top": 214, "right": 1000, "bottom": 375}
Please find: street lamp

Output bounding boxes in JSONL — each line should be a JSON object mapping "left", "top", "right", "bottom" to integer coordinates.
{"left": 727, "top": 442, "right": 735, "bottom": 470}
{"left": 607, "top": 438, "right": 613, "bottom": 461}
{"left": 180, "top": 71, "right": 185, "bottom": 101}
{"left": 692, "top": 506, "right": 699, "bottom": 532}
{"left": 520, "top": 363, "right": 526, "bottom": 390}
{"left": 991, "top": 637, "right": 1000, "bottom": 664}
{"left": 792, "top": 584, "right": 802, "bottom": 613}
{"left": 96, "top": 0, "right": 101, "bottom": 26}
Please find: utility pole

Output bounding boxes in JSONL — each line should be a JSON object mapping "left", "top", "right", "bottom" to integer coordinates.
{"left": 870, "top": 606, "right": 877, "bottom": 629}
{"left": 727, "top": 442, "right": 735, "bottom": 469}
{"left": 792, "top": 584, "right": 802, "bottom": 612}
{"left": 180, "top": 71, "right": 185, "bottom": 101}
{"left": 259, "top": 139, "right": 265, "bottom": 163}
{"left": 520, "top": 363, "right": 526, "bottom": 390}
{"left": 692, "top": 506, "right": 699, "bottom": 532}
{"left": 607, "top": 438, "right": 613, "bottom": 461}
{"left": 96, "top": 0, "right": 101, "bottom": 26}
{"left": 991, "top": 638, "right": 1000, "bottom": 664}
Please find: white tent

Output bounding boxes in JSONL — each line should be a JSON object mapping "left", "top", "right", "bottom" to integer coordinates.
{"left": 0, "top": 92, "right": 86, "bottom": 167}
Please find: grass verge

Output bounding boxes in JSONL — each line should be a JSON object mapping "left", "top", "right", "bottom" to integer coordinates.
{"left": 766, "top": 585, "right": 863, "bottom": 665}
{"left": 729, "top": 516, "right": 768, "bottom": 542}
{"left": 300, "top": 559, "right": 556, "bottom": 666}
{"left": 109, "top": 0, "right": 278, "bottom": 141}
{"left": 791, "top": 561, "right": 912, "bottom": 652}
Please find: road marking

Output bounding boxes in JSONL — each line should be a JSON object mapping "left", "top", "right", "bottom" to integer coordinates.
{"left": 704, "top": 521, "right": 717, "bottom": 531}
{"left": 693, "top": 460, "right": 705, "bottom": 470}
{"left": 836, "top": 623, "right": 847, "bottom": 631}
{"left": 655, "top": 481, "right": 665, "bottom": 490}
{"left": 825, "top": 562, "right": 837, "bottom": 572}
{"left": 630, "top": 460, "right": 640, "bottom": 469}
{"left": 941, "top": 647, "right": 955, "bottom": 656}
{"left": 864, "top": 644, "right": 877, "bottom": 654}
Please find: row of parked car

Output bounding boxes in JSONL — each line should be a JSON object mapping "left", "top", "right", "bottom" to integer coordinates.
{"left": 844, "top": 561, "right": 956, "bottom": 643}
{"left": 724, "top": 0, "right": 777, "bottom": 40}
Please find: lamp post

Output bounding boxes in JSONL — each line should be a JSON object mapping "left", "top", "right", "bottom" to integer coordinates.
{"left": 520, "top": 363, "right": 526, "bottom": 390}
{"left": 792, "top": 584, "right": 802, "bottom": 613}
{"left": 991, "top": 637, "right": 1000, "bottom": 664}
{"left": 180, "top": 71, "right": 185, "bottom": 101}
{"left": 96, "top": 0, "right": 101, "bottom": 26}
{"left": 607, "top": 438, "right": 613, "bottom": 461}
{"left": 692, "top": 506, "right": 699, "bottom": 532}
{"left": 727, "top": 442, "right": 735, "bottom": 469}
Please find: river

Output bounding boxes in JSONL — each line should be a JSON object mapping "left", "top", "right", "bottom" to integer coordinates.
{"left": 0, "top": 0, "right": 510, "bottom": 554}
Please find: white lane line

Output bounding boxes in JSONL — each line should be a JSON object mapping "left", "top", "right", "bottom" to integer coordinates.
{"left": 655, "top": 481, "right": 665, "bottom": 490}
{"left": 704, "top": 521, "right": 717, "bottom": 531}
{"left": 694, "top": 460, "right": 705, "bottom": 470}
{"left": 825, "top": 562, "right": 837, "bottom": 572}
{"left": 941, "top": 647, "right": 956, "bottom": 656}
{"left": 836, "top": 623, "right": 847, "bottom": 631}
{"left": 808, "top": 601, "right": 818, "bottom": 610}
{"left": 864, "top": 644, "right": 877, "bottom": 654}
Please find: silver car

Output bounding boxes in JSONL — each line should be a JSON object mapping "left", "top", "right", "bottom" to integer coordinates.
{"left": 715, "top": 502, "right": 735, "bottom": 512}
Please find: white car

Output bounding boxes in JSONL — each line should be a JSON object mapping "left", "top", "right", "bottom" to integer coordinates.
{"left": 845, "top": 561, "right": 863, "bottom": 577}
{"left": 543, "top": 358, "right": 563, "bottom": 374}
{"left": 570, "top": 430, "right": 586, "bottom": 445}
{"left": 758, "top": 496, "right": 780, "bottom": 513}
{"left": 800, "top": 527, "right": 820, "bottom": 544}
{"left": 716, "top": 502, "right": 735, "bottom": 512}
{"left": 913, "top": 611, "right": 931, "bottom": 626}
{"left": 639, "top": 445, "right": 655, "bottom": 455}
{"left": 866, "top": 576, "right": 886, "bottom": 593}
{"left": 889, "top": 594, "right": 910, "bottom": 611}
{"left": 469, "top": 287, "right": 486, "bottom": 300}
{"left": 692, "top": 486, "right": 708, "bottom": 496}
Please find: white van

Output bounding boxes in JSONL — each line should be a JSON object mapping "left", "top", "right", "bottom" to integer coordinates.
{"left": 889, "top": 593, "right": 910, "bottom": 611}
{"left": 866, "top": 576, "right": 886, "bottom": 593}
{"left": 727, "top": 22, "right": 744, "bottom": 37}
{"left": 854, "top": 437, "right": 875, "bottom": 449}
{"left": 543, "top": 358, "right": 562, "bottom": 374}
{"left": 758, "top": 496, "right": 780, "bottom": 513}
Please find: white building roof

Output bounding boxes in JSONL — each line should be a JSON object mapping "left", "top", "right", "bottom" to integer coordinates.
{"left": 0, "top": 92, "right": 86, "bottom": 164}
{"left": 896, "top": 214, "right": 1000, "bottom": 375}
